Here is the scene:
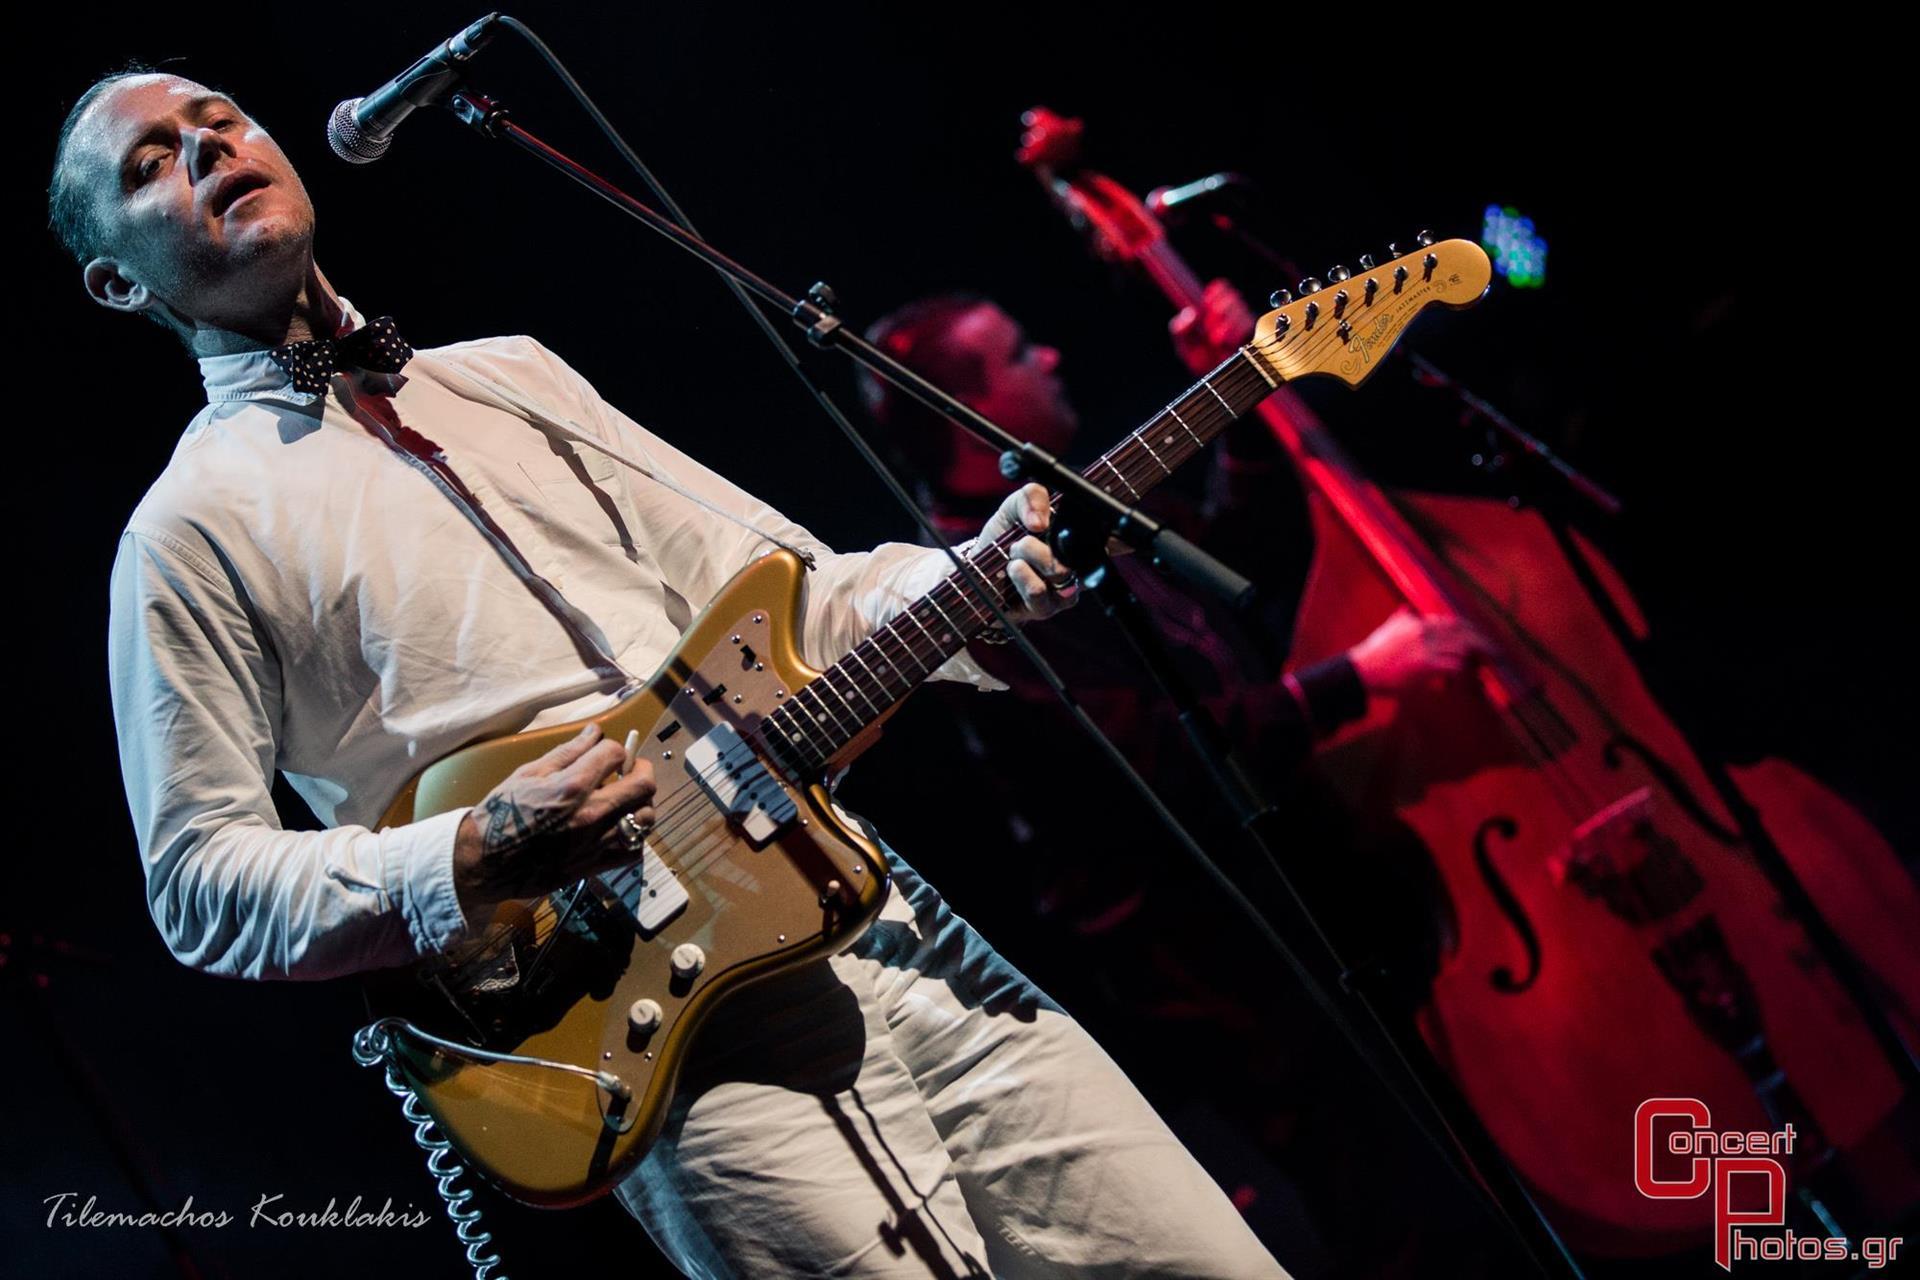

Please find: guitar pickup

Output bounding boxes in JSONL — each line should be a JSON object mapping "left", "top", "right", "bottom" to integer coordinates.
{"left": 603, "top": 844, "right": 689, "bottom": 936}
{"left": 684, "top": 721, "right": 798, "bottom": 843}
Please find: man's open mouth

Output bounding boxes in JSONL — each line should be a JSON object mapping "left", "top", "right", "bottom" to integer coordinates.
{"left": 210, "top": 172, "right": 271, "bottom": 218}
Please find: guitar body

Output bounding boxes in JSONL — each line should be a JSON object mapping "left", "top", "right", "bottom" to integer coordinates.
{"left": 365, "top": 549, "right": 890, "bottom": 1207}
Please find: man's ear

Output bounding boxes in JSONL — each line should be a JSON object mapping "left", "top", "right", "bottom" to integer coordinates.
{"left": 83, "top": 257, "right": 158, "bottom": 316}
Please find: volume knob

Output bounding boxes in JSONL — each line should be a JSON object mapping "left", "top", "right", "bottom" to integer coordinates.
{"left": 670, "top": 943, "right": 707, "bottom": 979}
{"left": 627, "top": 998, "right": 663, "bottom": 1033}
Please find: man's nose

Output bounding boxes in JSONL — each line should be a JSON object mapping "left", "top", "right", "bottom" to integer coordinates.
{"left": 182, "top": 125, "right": 237, "bottom": 186}
{"left": 1032, "top": 346, "right": 1061, "bottom": 374}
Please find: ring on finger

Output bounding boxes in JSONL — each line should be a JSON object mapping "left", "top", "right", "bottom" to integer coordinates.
{"left": 618, "top": 812, "right": 652, "bottom": 851}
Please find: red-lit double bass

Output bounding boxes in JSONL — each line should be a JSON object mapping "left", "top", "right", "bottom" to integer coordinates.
{"left": 1017, "top": 108, "right": 1920, "bottom": 1257}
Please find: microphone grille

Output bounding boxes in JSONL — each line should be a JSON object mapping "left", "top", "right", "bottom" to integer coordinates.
{"left": 327, "top": 99, "right": 391, "bottom": 164}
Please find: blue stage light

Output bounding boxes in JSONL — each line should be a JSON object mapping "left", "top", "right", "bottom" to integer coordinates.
{"left": 1483, "top": 204, "right": 1548, "bottom": 288}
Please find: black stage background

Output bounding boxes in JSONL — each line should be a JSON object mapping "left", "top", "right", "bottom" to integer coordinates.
{"left": 8, "top": 5, "right": 1911, "bottom": 1279}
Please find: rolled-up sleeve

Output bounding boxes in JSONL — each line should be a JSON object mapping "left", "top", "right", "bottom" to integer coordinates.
{"left": 109, "top": 525, "right": 473, "bottom": 981}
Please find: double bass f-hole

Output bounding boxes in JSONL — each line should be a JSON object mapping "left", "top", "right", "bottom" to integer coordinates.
{"left": 1473, "top": 815, "right": 1541, "bottom": 994}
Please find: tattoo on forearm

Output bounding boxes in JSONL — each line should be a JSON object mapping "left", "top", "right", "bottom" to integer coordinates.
{"left": 482, "top": 793, "right": 537, "bottom": 848}
{"left": 471, "top": 793, "right": 568, "bottom": 898}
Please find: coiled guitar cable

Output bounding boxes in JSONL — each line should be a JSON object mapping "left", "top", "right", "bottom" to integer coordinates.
{"left": 355, "top": 1028, "right": 506, "bottom": 1280}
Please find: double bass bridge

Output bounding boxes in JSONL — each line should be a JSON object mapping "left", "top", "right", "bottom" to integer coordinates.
{"left": 1549, "top": 786, "right": 1705, "bottom": 925}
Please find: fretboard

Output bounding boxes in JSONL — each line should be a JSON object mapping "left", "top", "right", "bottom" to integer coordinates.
{"left": 760, "top": 348, "right": 1278, "bottom": 774}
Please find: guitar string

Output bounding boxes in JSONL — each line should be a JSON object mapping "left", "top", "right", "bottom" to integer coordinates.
{"left": 1245, "top": 355, "right": 1628, "bottom": 885}
{"left": 1092, "top": 319, "right": 1623, "bottom": 859}
{"left": 499, "top": 389, "right": 1626, "bottom": 991}
{"left": 493, "top": 375, "right": 1253, "bottom": 952}
{"left": 634, "top": 258, "right": 1650, "bottom": 961}
{"left": 563, "top": 276, "right": 1466, "bottom": 888}
{"left": 1211, "top": 285, "right": 1647, "bottom": 925}
{"left": 1223, "top": 296, "right": 1616, "bottom": 819}
{"left": 445, "top": 280, "right": 1419, "bottom": 966}
{"left": 617, "top": 359, "right": 1277, "bottom": 877}
{"left": 579, "top": 383, "right": 1622, "bottom": 964}
{"left": 470, "top": 273, "right": 1507, "bottom": 965}
{"left": 1088, "top": 358, "right": 1612, "bottom": 825}
{"left": 664, "top": 345, "right": 1295, "bottom": 781}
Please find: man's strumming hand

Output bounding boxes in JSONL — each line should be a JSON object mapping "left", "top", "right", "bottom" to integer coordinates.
{"left": 452, "top": 723, "right": 657, "bottom": 921}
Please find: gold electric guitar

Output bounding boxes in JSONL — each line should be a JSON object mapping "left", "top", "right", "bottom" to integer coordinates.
{"left": 354, "top": 238, "right": 1493, "bottom": 1207}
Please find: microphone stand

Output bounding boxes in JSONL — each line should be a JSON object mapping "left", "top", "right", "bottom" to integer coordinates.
{"left": 1053, "top": 536, "right": 1582, "bottom": 1280}
{"left": 436, "top": 82, "right": 1582, "bottom": 1279}
{"left": 1405, "top": 352, "right": 1623, "bottom": 517}
{"left": 443, "top": 89, "right": 1252, "bottom": 616}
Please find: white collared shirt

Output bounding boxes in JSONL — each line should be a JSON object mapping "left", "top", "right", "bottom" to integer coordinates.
{"left": 109, "top": 302, "right": 987, "bottom": 980}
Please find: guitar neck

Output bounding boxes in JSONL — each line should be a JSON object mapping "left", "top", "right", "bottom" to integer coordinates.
{"left": 759, "top": 349, "right": 1277, "bottom": 773}
{"left": 1134, "top": 237, "right": 1535, "bottom": 695}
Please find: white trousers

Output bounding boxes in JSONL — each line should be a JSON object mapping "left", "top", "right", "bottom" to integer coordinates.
{"left": 616, "top": 850, "right": 1292, "bottom": 1279}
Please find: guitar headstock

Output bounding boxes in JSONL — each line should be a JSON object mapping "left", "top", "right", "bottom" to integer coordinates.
{"left": 1017, "top": 106, "right": 1166, "bottom": 266}
{"left": 1250, "top": 238, "right": 1492, "bottom": 387}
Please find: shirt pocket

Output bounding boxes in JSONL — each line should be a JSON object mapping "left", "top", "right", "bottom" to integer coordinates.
{"left": 517, "top": 446, "right": 640, "bottom": 556}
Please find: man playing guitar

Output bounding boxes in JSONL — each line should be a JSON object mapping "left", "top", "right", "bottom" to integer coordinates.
{"left": 62, "top": 68, "right": 1290, "bottom": 1278}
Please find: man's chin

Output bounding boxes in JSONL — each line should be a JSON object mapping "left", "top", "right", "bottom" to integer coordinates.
{"left": 219, "top": 213, "right": 315, "bottom": 272}
{"left": 235, "top": 208, "right": 308, "bottom": 249}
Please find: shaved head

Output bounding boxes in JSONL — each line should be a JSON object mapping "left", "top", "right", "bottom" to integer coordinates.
{"left": 52, "top": 70, "right": 325, "bottom": 346}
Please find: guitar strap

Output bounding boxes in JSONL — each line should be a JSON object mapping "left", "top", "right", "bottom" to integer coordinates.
{"left": 336, "top": 378, "right": 637, "bottom": 690}
{"left": 415, "top": 355, "right": 819, "bottom": 571}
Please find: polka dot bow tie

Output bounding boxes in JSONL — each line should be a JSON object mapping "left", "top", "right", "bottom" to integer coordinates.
{"left": 267, "top": 316, "right": 413, "bottom": 395}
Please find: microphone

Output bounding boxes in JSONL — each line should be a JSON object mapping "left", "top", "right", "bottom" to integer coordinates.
{"left": 1145, "top": 172, "right": 1251, "bottom": 219}
{"left": 327, "top": 13, "right": 501, "bottom": 163}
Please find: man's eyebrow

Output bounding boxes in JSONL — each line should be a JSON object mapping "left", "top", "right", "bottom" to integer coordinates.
{"left": 116, "top": 94, "right": 243, "bottom": 170}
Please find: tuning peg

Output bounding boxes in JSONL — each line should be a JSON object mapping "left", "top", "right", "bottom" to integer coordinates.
{"left": 1297, "top": 277, "right": 1324, "bottom": 295}
{"left": 807, "top": 281, "right": 838, "bottom": 311}
{"left": 1268, "top": 288, "right": 1293, "bottom": 308}
{"left": 1385, "top": 243, "right": 1399, "bottom": 258}
{"left": 1327, "top": 265, "right": 1351, "bottom": 283}
{"left": 1415, "top": 229, "right": 1434, "bottom": 247}
{"left": 1357, "top": 253, "right": 1377, "bottom": 270}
